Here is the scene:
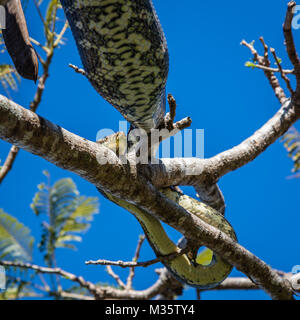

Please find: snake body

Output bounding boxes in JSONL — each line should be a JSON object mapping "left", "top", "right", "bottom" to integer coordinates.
{"left": 61, "top": 0, "right": 169, "bottom": 131}
{"left": 3, "top": 0, "right": 237, "bottom": 289}
{"left": 98, "top": 132, "right": 237, "bottom": 289}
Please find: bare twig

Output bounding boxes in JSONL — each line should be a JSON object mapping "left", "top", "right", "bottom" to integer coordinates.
{"left": 33, "top": 0, "right": 46, "bottom": 26}
{"left": 69, "top": 63, "right": 86, "bottom": 76}
{"left": 0, "top": 145, "right": 19, "bottom": 184}
{"left": 0, "top": 260, "right": 103, "bottom": 299}
{"left": 271, "top": 47, "right": 294, "bottom": 96}
{"left": 106, "top": 266, "right": 127, "bottom": 289}
{"left": 54, "top": 20, "right": 69, "bottom": 48}
{"left": 57, "top": 291, "right": 94, "bottom": 300}
{"left": 241, "top": 39, "right": 287, "bottom": 104}
{"left": 30, "top": 51, "right": 54, "bottom": 112}
{"left": 126, "top": 235, "right": 146, "bottom": 290}
{"left": 248, "top": 63, "right": 294, "bottom": 74}
{"left": 0, "top": 260, "right": 182, "bottom": 300}
{"left": 165, "top": 94, "right": 177, "bottom": 130}
{"left": 29, "top": 37, "right": 50, "bottom": 54}
{"left": 86, "top": 247, "right": 189, "bottom": 268}
{"left": 259, "top": 36, "right": 269, "bottom": 65}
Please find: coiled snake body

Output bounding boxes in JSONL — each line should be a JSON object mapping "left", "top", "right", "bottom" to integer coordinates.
{"left": 3, "top": 0, "right": 237, "bottom": 289}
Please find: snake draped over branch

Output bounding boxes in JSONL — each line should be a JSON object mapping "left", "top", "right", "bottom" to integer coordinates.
{"left": 2, "top": 0, "right": 238, "bottom": 289}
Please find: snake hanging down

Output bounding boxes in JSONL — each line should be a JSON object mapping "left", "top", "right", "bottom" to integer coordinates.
{"left": 1, "top": 0, "right": 38, "bottom": 81}
{"left": 3, "top": 0, "right": 237, "bottom": 289}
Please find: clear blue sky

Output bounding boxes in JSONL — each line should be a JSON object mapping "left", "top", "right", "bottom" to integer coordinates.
{"left": 0, "top": 0, "right": 299, "bottom": 300}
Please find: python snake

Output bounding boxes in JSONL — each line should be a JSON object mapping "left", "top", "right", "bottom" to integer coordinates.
{"left": 3, "top": 0, "right": 237, "bottom": 289}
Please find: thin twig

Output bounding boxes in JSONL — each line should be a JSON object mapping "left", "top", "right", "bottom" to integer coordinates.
{"left": 126, "top": 235, "right": 146, "bottom": 290}
{"left": 165, "top": 94, "right": 177, "bottom": 130}
{"left": 0, "top": 145, "right": 19, "bottom": 184}
{"left": 259, "top": 36, "right": 269, "bottom": 65}
{"left": 0, "top": 260, "right": 103, "bottom": 299}
{"left": 247, "top": 63, "right": 294, "bottom": 74}
{"left": 69, "top": 63, "right": 86, "bottom": 76}
{"left": 86, "top": 247, "right": 189, "bottom": 268}
{"left": 30, "top": 50, "right": 54, "bottom": 112}
{"left": 271, "top": 47, "right": 294, "bottom": 96}
{"left": 57, "top": 291, "right": 94, "bottom": 300}
{"left": 29, "top": 37, "right": 50, "bottom": 54}
{"left": 0, "top": 260, "right": 181, "bottom": 300}
{"left": 241, "top": 39, "right": 287, "bottom": 104}
{"left": 106, "top": 266, "right": 127, "bottom": 289}
{"left": 33, "top": 0, "right": 46, "bottom": 26}
{"left": 54, "top": 20, "right": 69, "bottom": 48}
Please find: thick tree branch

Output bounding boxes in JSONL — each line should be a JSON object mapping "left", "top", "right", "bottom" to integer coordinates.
{"left": 0, "top": 0, "right": 299, "bottom": 302}
{"left": 206, "top": 99, "right": 299, "bottom": 180}
{"left": 0, "top": 95, "right": 295, "bottom": 299}
{"left": 143, "top": 99, "right": 300, "bottom": 188}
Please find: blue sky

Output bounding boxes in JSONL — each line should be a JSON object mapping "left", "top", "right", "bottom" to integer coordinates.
{"left": 0, "top": 0, "right": 299, "bottom": 300}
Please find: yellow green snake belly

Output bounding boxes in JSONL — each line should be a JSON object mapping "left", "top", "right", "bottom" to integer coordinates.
{"left": 58, "top": 0, "right": 238, "bottom": 289}
{"left": 105, "top": 188, "right": 237, "bottom": 289}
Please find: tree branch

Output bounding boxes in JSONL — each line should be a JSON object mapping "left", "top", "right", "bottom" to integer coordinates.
{"left": 0, "top": 94, "right": 296, "bottom": 299}
{"left": 1, "top": 3, "right": 300, "bottom": 300}
{"left": 0, "top": 260, "right": 183, "bottom": 300}
{"left": 0, "top": 145, "right": 19, "bottom": 184}
{"left": 0, "top": 260, "right": 102, "bottom": 299}
{"left": 144, "top": 99, "right": 299, "bottom": 189}
{"left": 206, "top": 99, "right": 299, "bottom": 180}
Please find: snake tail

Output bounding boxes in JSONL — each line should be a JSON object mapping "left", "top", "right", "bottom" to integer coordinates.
{"left": 2, "top": 0, "right": 38, "bottom": 81}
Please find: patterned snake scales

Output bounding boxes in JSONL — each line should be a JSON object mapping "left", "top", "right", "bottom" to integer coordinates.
{"left": 3, "top": 0, "right": 237, "bottom": 289}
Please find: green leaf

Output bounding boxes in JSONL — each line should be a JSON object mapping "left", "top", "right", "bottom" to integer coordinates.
{"left": 0, "top": 209, "right": 34, "bottom": 262}
{"left": 0, "top": 64, "right": 20, "bottom": 92}
{"left": 275, "top": 57, "right": 282, "bottom": 64}
{"left": 0, "top": 273, "right": 39, "bottom": 300}
{"left": 245, "top": 61, "right": 257, "bottom": 69}
{"left": 282, "top": 127, "right": 300, "bottom": 174}
{"left": 44, "top": 0, "right": 59, "bottom": 44}
{"left": 31, "top": 175, "right": 99, "bottom": 265}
